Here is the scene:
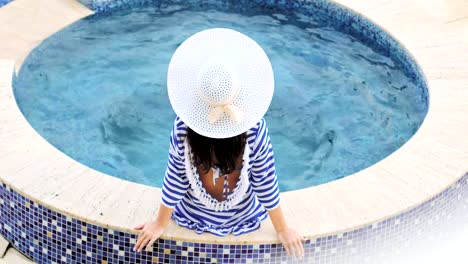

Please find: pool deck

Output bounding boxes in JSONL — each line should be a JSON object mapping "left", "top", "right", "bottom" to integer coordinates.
{"left": 0, "top": 247, "right": 34, "bottom": 264}
{"left": 0, "top": 0, "right": 467, "bottom": 245}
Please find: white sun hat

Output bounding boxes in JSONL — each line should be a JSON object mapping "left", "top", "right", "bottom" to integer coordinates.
{"left": 167, "top": 28, "right": 274, "bottom": 139}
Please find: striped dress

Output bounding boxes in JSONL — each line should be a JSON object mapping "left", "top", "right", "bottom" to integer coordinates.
{"left": 160, "top": 116, "right": 281, "bottom": 237}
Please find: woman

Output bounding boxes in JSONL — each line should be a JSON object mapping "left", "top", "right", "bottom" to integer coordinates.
{"left": 133, "top": 28, "right": 305, "bottom": 259}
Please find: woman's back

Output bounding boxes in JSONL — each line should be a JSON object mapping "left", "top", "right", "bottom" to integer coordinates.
{"left": 159, "top": 116, "right": 281, "bottom": 236}
{"left": 197, "top": 155, "right": 243, "bottom": 203}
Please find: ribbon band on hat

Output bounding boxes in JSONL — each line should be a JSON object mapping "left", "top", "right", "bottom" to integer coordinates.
{"left": 208, "top": 103, "right": 244, "bottom": 124}
{"left": 197, "top": 59, "right": 244, "bottom": 124}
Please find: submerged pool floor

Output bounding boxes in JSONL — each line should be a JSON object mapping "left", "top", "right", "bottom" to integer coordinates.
{"left": 13, "top": 3, "right": 428, "bottom": 190}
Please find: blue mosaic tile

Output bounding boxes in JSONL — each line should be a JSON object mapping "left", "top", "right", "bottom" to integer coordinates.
{"left": 1, "top": 172, "right": 467, "bottom": 263}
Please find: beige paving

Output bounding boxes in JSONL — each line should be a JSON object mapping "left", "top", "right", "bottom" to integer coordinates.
{"left": 0, "top": 236, "right": 7, "bottom": 258}
{"left": 0, "top": 0, "right": 467, "bottom": 244}
{"left": 0, "top": 247, "right": 35, "bottom": 264}
{"left": 0, "top": 0, "right": 93, "bottom": 71}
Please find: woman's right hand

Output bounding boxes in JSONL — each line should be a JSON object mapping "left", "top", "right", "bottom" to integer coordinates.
{"left": 133, "top": 220, "right": 165, "bottom": 252}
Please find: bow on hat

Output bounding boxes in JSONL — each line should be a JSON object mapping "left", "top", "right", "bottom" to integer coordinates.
{"left": 208, "top": 103, "right": 244, "bottom": 124}
{"left": 199, "top": 62, "right": 245, "bottom": 125}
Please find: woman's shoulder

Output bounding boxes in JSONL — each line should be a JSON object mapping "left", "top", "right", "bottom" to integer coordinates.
{"left": 246, "top": 118, "right": 265, "bottom": 137}
{"left": 246, "top": 118, "right": 268, "bottom": 152}
{"left": 174, "top": 116, "right": 188, "bottom": 131}
{"left": 171, "top": 116, "right": 188, "bottom": 146}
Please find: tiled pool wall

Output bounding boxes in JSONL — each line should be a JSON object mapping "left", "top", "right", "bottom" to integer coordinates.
{"left": 1, "top": 173, "right": 467, "bottom": 264}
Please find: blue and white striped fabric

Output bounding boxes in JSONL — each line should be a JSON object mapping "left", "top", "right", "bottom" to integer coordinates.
{"left": 160, "top": 116, "right": 281, "bottom": 237}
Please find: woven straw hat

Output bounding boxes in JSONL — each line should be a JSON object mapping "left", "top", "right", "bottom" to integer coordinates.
{"left": 167, "top": 28, "right": 274, "bottom": 138}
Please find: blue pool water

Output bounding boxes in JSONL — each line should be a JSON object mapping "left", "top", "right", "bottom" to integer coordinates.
{"left": 14, "top": 3, "right": 428, "bottom": 191}
{"left": 0, "top": 0, "right": 13, "bottom": 7}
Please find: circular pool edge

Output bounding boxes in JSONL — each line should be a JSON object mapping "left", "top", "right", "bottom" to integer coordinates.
{"left": 0, "top": 0, "right": 467, "bottom": 263}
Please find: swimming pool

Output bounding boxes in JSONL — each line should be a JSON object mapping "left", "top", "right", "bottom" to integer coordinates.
{"left": 13, "top": 1, "right": 428, "bottom": 190}
{"left": 0, "top": 0, "right": 13, "bottom": 7}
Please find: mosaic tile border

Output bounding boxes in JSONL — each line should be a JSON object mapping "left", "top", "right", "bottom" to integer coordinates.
{"left": 76, "top": 0, "right": 429, "bottom": 108}
{"left": 1, "top": 172, "right": 467, "bottom": 263}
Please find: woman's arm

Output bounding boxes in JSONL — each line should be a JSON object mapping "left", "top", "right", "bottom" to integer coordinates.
{"left": 133, "top": 203, "right": 174, "bottom": 252}
{"left": 250, "top": 119, "right": 305, "bottom": 259}
{"left": 268, "top": 205, "right": 305, "bottom": 259}
{"left": 134, "top": 117, "right": 189, "bottom": 252}
{"left": 155, "top": 203, "right": 174, "bottom": 228}
{"left": 268, "top": 205, "right": 288, "bottom": 233}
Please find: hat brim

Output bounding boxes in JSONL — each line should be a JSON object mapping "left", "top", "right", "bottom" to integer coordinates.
{"left": 167, "top": 28, "right": 274, "bottom": 138}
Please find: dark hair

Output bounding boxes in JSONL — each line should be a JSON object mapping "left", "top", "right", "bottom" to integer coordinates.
{"left": 186, "top": 127, "right": 247, "bottom": 175}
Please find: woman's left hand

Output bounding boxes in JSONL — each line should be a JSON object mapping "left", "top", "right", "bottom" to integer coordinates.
{"left": 277, "top": 227, "right": 306, "bottom": 259}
